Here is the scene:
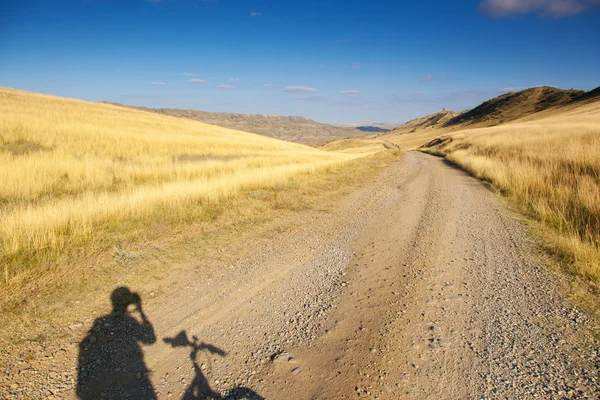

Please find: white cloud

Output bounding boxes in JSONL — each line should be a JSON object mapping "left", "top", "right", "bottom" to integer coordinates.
{"left": 352, "top": 62, "right": 362, "bottom": 70}
{"left": 182, "top": 72, "right": 196, "bottom": 77}
{"left": 340, "top": 90, "right": 360, "bottom": 97}
{"left": 116, "top": 69, "right": 121, "bottom": 73}
{"left": 294, "top": 94, "right": 327, "bottom": 101}
{"left": 264, "top": 83, "right": 275, "bottom": 87}
{"left": 478, "top": 0, "right": 600, "bottom": 17}
{"left": 149, "top": 82, "right": 166, "bottom": 86}
{"left": 187, "top": 79, "right": 207, "bottom": 83}
{"left": 282, "top": 86, "right": 317, "bottom": 93}
{"left": 250, "top": 11, "right": 262, "bottom": 17}
{"left": 229, "top": 77, "right": 241, "bottom": 82}
{"left": 217, "top": 84, "right": 236, "bottom": 89}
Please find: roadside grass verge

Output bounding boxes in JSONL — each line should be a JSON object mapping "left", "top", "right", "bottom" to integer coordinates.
{"left": 420, "top": 101, "right": 600, "bottom": 286}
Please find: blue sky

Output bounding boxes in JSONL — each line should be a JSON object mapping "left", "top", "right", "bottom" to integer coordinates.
{"left": 1, "top": 0, "right": 599, "bottom": 123}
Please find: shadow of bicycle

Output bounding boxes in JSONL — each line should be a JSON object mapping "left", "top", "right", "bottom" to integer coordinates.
{"left": 163, "top": 331, "right": 263, "bottom": 400}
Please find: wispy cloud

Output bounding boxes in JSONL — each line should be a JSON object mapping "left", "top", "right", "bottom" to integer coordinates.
{"left": 419, "top": 74, "right": 454, "bottom": 82}
{"left": 282, "top": 86, "right": 317, "bottom": 93}
{"left": 182, "top": 72, "right": 196, "bottom": 77}
{"left": 229, "top": 77, "right": 241, "bottom": 82}
{"left": 352, "top": 62, "right": 362, "bottom": 71}
{"left": 187, "top": 78, "right": 207, "bottom": 83}
{"left": 217, "top": 84, "right": 236, "bottom": 89}
{"left": 391, "top": 90, "right": 485, "bottom": 106}
{"left": 340, "top": 90, "right": 360, "bottom": 97}
{"left": 498, "top": 87, "right": 524, "bottom": 93}
{"left": 116, "top": 69, "right": 121, "bottom": 73}
{"left": 294, "top": 94, "right": 327, "bottom": 102}
{"left": 174, "top": 92, "right": 195, "bottom": 98}
{"left": 264, "top": 83, "right": 275, "bottom": 87}
{"left": 250, "top": 11, "right": 262, "bottom": 17}
{"left": 478, "top": 0, "right": 599, "bottom": 17}
{"left": 149, "top": 82, "right": 166, "bottom": 86}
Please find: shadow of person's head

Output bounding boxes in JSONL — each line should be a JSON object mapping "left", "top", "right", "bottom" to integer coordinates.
{"left": 110, "top": 286, "right": 141, "bottom": 313}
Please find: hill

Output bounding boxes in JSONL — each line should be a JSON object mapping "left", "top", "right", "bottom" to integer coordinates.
{"left": 355, "top": 126, "right": 390, "bottom": 133}
{"left": 334, "top": 122, "right": 401, "bottom": 132}
{"left": 383, "top": 86, "right": 598, "bottom": 149}
{"left": 444, "top": 86, "right": 584, "bottom": 127}
{"left": 378, "top": 109, "right": 463, "bottom": 150}
{"left": 105, "top": 104, "right": 371, "bottom": 145}
{"left": 392, "top": 109, "right": 462, "bottom": 133}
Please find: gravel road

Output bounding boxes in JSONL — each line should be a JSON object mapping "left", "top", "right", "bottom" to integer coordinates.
{"left": 2, "top": 151, "right": 599, "bottom": 399}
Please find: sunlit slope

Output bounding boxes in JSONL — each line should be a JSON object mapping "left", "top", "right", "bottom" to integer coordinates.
{"left": 0, "top": 88, "right": 366, "bottom": 282}
{"left": 383, "top": 86, "right": 599, "bottom": 150}
{"left": 421, "top": 99, "right": 600, "bottom": 280}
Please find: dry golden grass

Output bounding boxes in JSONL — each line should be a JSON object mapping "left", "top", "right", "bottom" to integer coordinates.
{"left": 422, "top": 100, "right": 600, "bottom": 281}
{"left": 321, "top": 138, "right": 387, "bottom": 154}
{"left": 0, "top": 88, "right": 374, "bottom": 285}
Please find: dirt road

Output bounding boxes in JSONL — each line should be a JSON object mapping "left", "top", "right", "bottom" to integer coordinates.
{"left": 5, "top": 152, "right": 599, "bottom": 399}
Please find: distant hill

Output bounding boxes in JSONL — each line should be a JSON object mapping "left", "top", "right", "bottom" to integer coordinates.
{"left": 570, "top": 86, "right": 600, "bottom": 104}
{"left": 355, "top": 126, "right": 390, "bottom": 133}
{"left": 390, "top": 109, "right": 463, "bottom": 134}
{"left": 382, "top": 85, "right": 599, "bottom": 149}
{"left": 103, "top": 104, "right": 371, "bottom": 145}
{"left": 444, "top": 86, "right": 584, "bottom": 127}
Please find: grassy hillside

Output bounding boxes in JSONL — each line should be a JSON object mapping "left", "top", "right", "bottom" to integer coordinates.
{"left": 421, "top": 100, "right": 600, "bottom": 282}
{"left": 0, "top": 88, "right": 376, "bottom": 288}
{"left": 109, "top": 104, "right": 370, "bottom": 145}
{"left": 445, "top": 86, "right": 583, "bottom": 127}
{"left": 381, "top": 110, "right": 462, "bottom": 149}
{"left": 383, "top": 86, "right": 596, "bottom": 150}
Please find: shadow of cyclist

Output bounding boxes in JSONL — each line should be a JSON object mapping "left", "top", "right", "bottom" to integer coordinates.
{"left": 77, "top": 287, "right": 156, "bottom": 399}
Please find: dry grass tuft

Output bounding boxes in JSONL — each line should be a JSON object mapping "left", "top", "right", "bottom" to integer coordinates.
{"left": 422, "top": 101, "right": 600, "bottom": 281}
{"left": 0, "top": 88, "right": 374, "bottom": 286}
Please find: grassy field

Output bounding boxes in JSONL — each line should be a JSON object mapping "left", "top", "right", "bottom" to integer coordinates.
{"left": 421, "top": 100, "right": 600, "bottom": 281}
{"left": 0, "top": 88, "right": 378, "bottom": 288}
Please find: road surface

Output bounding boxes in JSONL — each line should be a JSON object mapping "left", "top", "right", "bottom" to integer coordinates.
{"left": 5, "top": 152, "right": 599, "bottom": 399}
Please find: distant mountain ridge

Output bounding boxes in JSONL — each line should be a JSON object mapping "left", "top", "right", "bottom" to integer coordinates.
{"left": 444, "top": 86, "right": 584, "bottom": 127}
{"left": 103, "top": 103, "right": 372, "bottom": 145}
{"left": 384, "top": 85, "right": 599, "bottom": 139}
{"left": 355, "top": 126, "right": 390, "bottom": 133}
